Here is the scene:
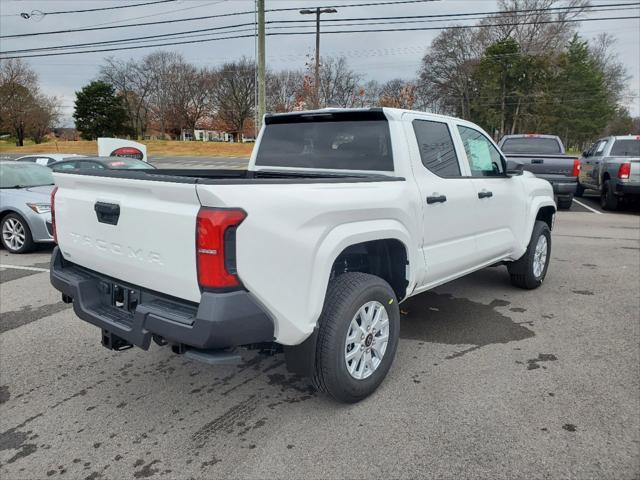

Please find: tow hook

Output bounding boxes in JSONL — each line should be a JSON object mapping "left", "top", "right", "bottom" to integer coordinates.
{"left": 61, "top": 294, "right": 73, "bottom": 304}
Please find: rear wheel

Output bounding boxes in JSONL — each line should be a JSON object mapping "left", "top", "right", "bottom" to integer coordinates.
{"left": 600, "top": 180, "right": 619, "bottom": 211}
{"left": 557, "top": 195, "right": 573, "bottom": 210}
{"left": 1, "top": 213, "right": 35, "bottom": 254}
{"left": 312, "top": 272, "right": 400, "bottom": 403}
{"left": 508, "top": 220, "right": 551, "bottom": 290}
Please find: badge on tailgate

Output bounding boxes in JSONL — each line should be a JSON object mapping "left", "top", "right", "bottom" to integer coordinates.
{"left": 94, "top": 202, "right": 120, "bottom": 225}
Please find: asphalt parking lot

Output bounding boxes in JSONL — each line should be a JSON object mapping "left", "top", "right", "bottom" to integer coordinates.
{"left": 1, "top": 172, "right": 639, "bottom": 479}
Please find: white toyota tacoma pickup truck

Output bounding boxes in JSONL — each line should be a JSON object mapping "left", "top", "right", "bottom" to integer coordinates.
{"left": 50, "top": 108, "right": 555, "bottom": 402}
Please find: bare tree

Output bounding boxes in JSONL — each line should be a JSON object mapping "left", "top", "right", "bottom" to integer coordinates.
{"left": 28, "top": 94, "right": 61, "bottom": 144}
{"left": 144, "top": 51, "right": 185, "bottom": 139}
{"left": 418, "top": 28, "right": 481, "bottom": 118}
{"left": 478, "top": 0, "right": 590, "bottom": 53}
{"left": 169, "top": 63, "right": 215, "bottom": 135}
{"left": 356, "top": 80, "right": 381, "bottom": 108}
{"left": 0, "top": 59, "right": 39, "bottom": 146}
{"left": 100, "top": 57, "right": 154, "bottom": 138}
{"left": 378, "top": 79, "right": 417, "bottom": 109}
{"left": 266, "top": 69, "right": 304, "bottom": 113}
{"left": 317, "top": 57, "right": 362, "bottom": 108}
{"left": 589, "top": 33, "right": 630, "bottom": 106}
{"left": 210, "top": 58, "right": 255, "bottom": 141}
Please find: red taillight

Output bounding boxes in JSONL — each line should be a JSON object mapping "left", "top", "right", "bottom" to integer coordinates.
{"left": 618, "top": 162, "right": 631, "bottom": 179}
{"left": 50, "top": 186, "right": 58, "bottom": 242}
{"left": 571, "top": 159, "right": 580, "bottom": 177}
{"left": 196, "top": 208, "right": 246, "bottom": 289}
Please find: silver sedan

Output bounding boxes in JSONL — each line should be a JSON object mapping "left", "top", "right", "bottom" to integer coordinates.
{"left": 0, "top": 161, "right": 55, "bottom": 253}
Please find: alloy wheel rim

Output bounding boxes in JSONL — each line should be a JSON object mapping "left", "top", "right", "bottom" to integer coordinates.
{"left": 532, "top": 235, "right": 548, "bottom": 278}
{"left": 344, "top": 300, "right": 390, "bottom": 380}
{"left": 2, "top": 218, "right": 26, "bottom": 251}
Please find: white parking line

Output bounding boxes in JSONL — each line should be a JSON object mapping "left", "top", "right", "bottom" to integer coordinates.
{"left": 573, "top": 198, "right": 603, "bottom": 214}
{"left": 0, "top": 264, "right": 49, "bottom": 272}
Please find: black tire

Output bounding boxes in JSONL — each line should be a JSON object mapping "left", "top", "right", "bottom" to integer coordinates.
{"left": 575, "top": 183, "right": 585, "bottom": 198}
{"left": 508, "top": 220, "right": 551, "bottom": 290}
{"left": 600, "top": 180, "right": 619, "bottom": 211}
{"left": 0, "top": 213, "right": 35, "bottom": 254}
{"left": 312, "top": 272, "right": 400, "bottom": 403}
{"left": 557, "top": 195, "right": 573, "bottom": 210}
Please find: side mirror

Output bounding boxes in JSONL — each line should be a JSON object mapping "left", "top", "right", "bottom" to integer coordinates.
{"left": 506, "top": 159, "right": 524, "bottom": 176}
{"left": 582, "top": 151, "right": 588, "bottom": 157}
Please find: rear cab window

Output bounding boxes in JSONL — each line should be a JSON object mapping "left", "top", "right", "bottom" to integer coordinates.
{"left": 501, "top": 137, "right": 561, "bottom": 154}
{"left": 610, "top": 138, "right": 640, "bottom": 157}
{"left": 255, "top": 110, "right": 394, "bottom": 172}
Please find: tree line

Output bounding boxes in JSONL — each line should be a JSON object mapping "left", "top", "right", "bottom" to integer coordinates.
{"left": 2, "top": 0, "right": 638, "bottom": 148}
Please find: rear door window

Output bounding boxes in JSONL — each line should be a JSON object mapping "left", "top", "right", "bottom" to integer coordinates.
{"left": 412, "top": 120, "right": 460, "bottom": 177}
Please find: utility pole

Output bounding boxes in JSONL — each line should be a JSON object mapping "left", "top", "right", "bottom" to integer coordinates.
{"left": 257, "top": 0, "right": 266, "bottom": 130}
{"left": 300, "top": 7, "right": 337, "bottom": 109}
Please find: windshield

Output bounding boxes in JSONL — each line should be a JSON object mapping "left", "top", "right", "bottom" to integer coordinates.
{"left": 610, "top": 139, "right": 640, "bottom": 157}
{"left": 501, "top": 137, "right": 562, "bottom": 154}
{"left": 256, "top": 118, "right": 394, "bottom": 171}
{"left": 105, "top": 158, "right": 155, "bottom": 169}
{"left": 0, "top": 163, "right": 54, "bottom": 188}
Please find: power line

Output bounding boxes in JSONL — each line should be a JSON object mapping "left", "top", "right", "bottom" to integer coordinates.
{"left": 72, "top": 0, "right": 228, "bottom": 30}
{"left": 2, "top": 14, "right": 637, "bottom": 60}
{"left": 3, "top": 2, "right": 636, "bottom": 55}
{"left": 0, "top": 0, "right": 177, "bottom": 18}
{"left": 0, "top": 0, "right": 439, "bottom": 38}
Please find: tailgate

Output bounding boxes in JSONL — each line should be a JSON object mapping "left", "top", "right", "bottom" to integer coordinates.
{"left": 505, "top": 154, "right": 576, "bottom": 176}
{"left": 54, "top": 173, "right": 202, "bottom": 302}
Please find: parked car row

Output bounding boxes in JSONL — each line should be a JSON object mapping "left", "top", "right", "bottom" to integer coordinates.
{"left": 1, "top": 156, "right": 155, "bottom": 253}
{"left": 498, "top": 134, "right": 639, "bottom": 211}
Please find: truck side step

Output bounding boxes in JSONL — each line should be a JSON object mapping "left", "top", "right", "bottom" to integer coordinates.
{"left": 184, "top": 347, "right": 242, "bottom": 365}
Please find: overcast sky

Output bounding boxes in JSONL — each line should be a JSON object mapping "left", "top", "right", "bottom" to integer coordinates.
{"left": 1, "top": 0, "right": 638, "bottom": 126}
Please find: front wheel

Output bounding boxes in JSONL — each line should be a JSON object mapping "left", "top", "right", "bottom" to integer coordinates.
{"left": 1, "top": 213, "right": 35, "bottom": 254}
{"left": 508, "top": 220, "right": 551, "bottom": 289}
{"left": 313, "top": 272, "right": 400, "bottom": 403}
{"left": 575, "top": 183, "right": 585, "bottom": 197}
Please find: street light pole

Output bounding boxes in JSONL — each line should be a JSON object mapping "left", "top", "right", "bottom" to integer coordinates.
{"left": 300, "top": 7, "right": 337, "bottom": 109}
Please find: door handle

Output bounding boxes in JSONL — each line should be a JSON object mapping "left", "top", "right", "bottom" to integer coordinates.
{"left": 478, "top": 191, "right": 493, "bottom": 199}
{"left": 531, "top": 159, "right": 543, "bottom": 164}
{"left": 94, "top": 202, "right": 120, "bottom": 225}
{"left": 426, "top": 195, "right": 447, "bottom": 204}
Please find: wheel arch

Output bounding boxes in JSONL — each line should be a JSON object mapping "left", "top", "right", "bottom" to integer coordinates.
{"left": 521, "top": 199, "right": 556, "bottom": 255}
{"left": 308, "top": 220, "right": 417, "bottom": 335}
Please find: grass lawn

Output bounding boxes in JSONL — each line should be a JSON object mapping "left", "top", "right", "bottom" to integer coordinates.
{"left": 0, "top": 139, "right": 254, "bottom": 158}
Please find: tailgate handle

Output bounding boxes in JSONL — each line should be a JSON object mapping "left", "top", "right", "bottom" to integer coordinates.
{"left": 94, "top": 202, "right": 120, "bottom": 225}
{"left": 531, "top": 159, "right": 543, "bottom": 164}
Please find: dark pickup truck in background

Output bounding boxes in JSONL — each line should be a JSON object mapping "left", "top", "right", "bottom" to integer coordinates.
{"left": 498, "top": 134, "right": 579, "bottom": 210}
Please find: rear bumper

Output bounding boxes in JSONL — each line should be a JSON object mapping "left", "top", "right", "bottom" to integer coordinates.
{"left": 538, "top": 177, "right": 577, "bottom": 196}
{"left": 50, "top": 247, "right": 274, "bottom": 350}
{"left": 614, "top": 181, "right": 640, "bottom": 196}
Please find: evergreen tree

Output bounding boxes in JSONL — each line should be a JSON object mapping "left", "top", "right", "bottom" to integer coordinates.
{"left": 547, "top": 35, "right": 616, "bottom": 149}
{"left": 73, "top": 81, "right": 130, "bottom": 140}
